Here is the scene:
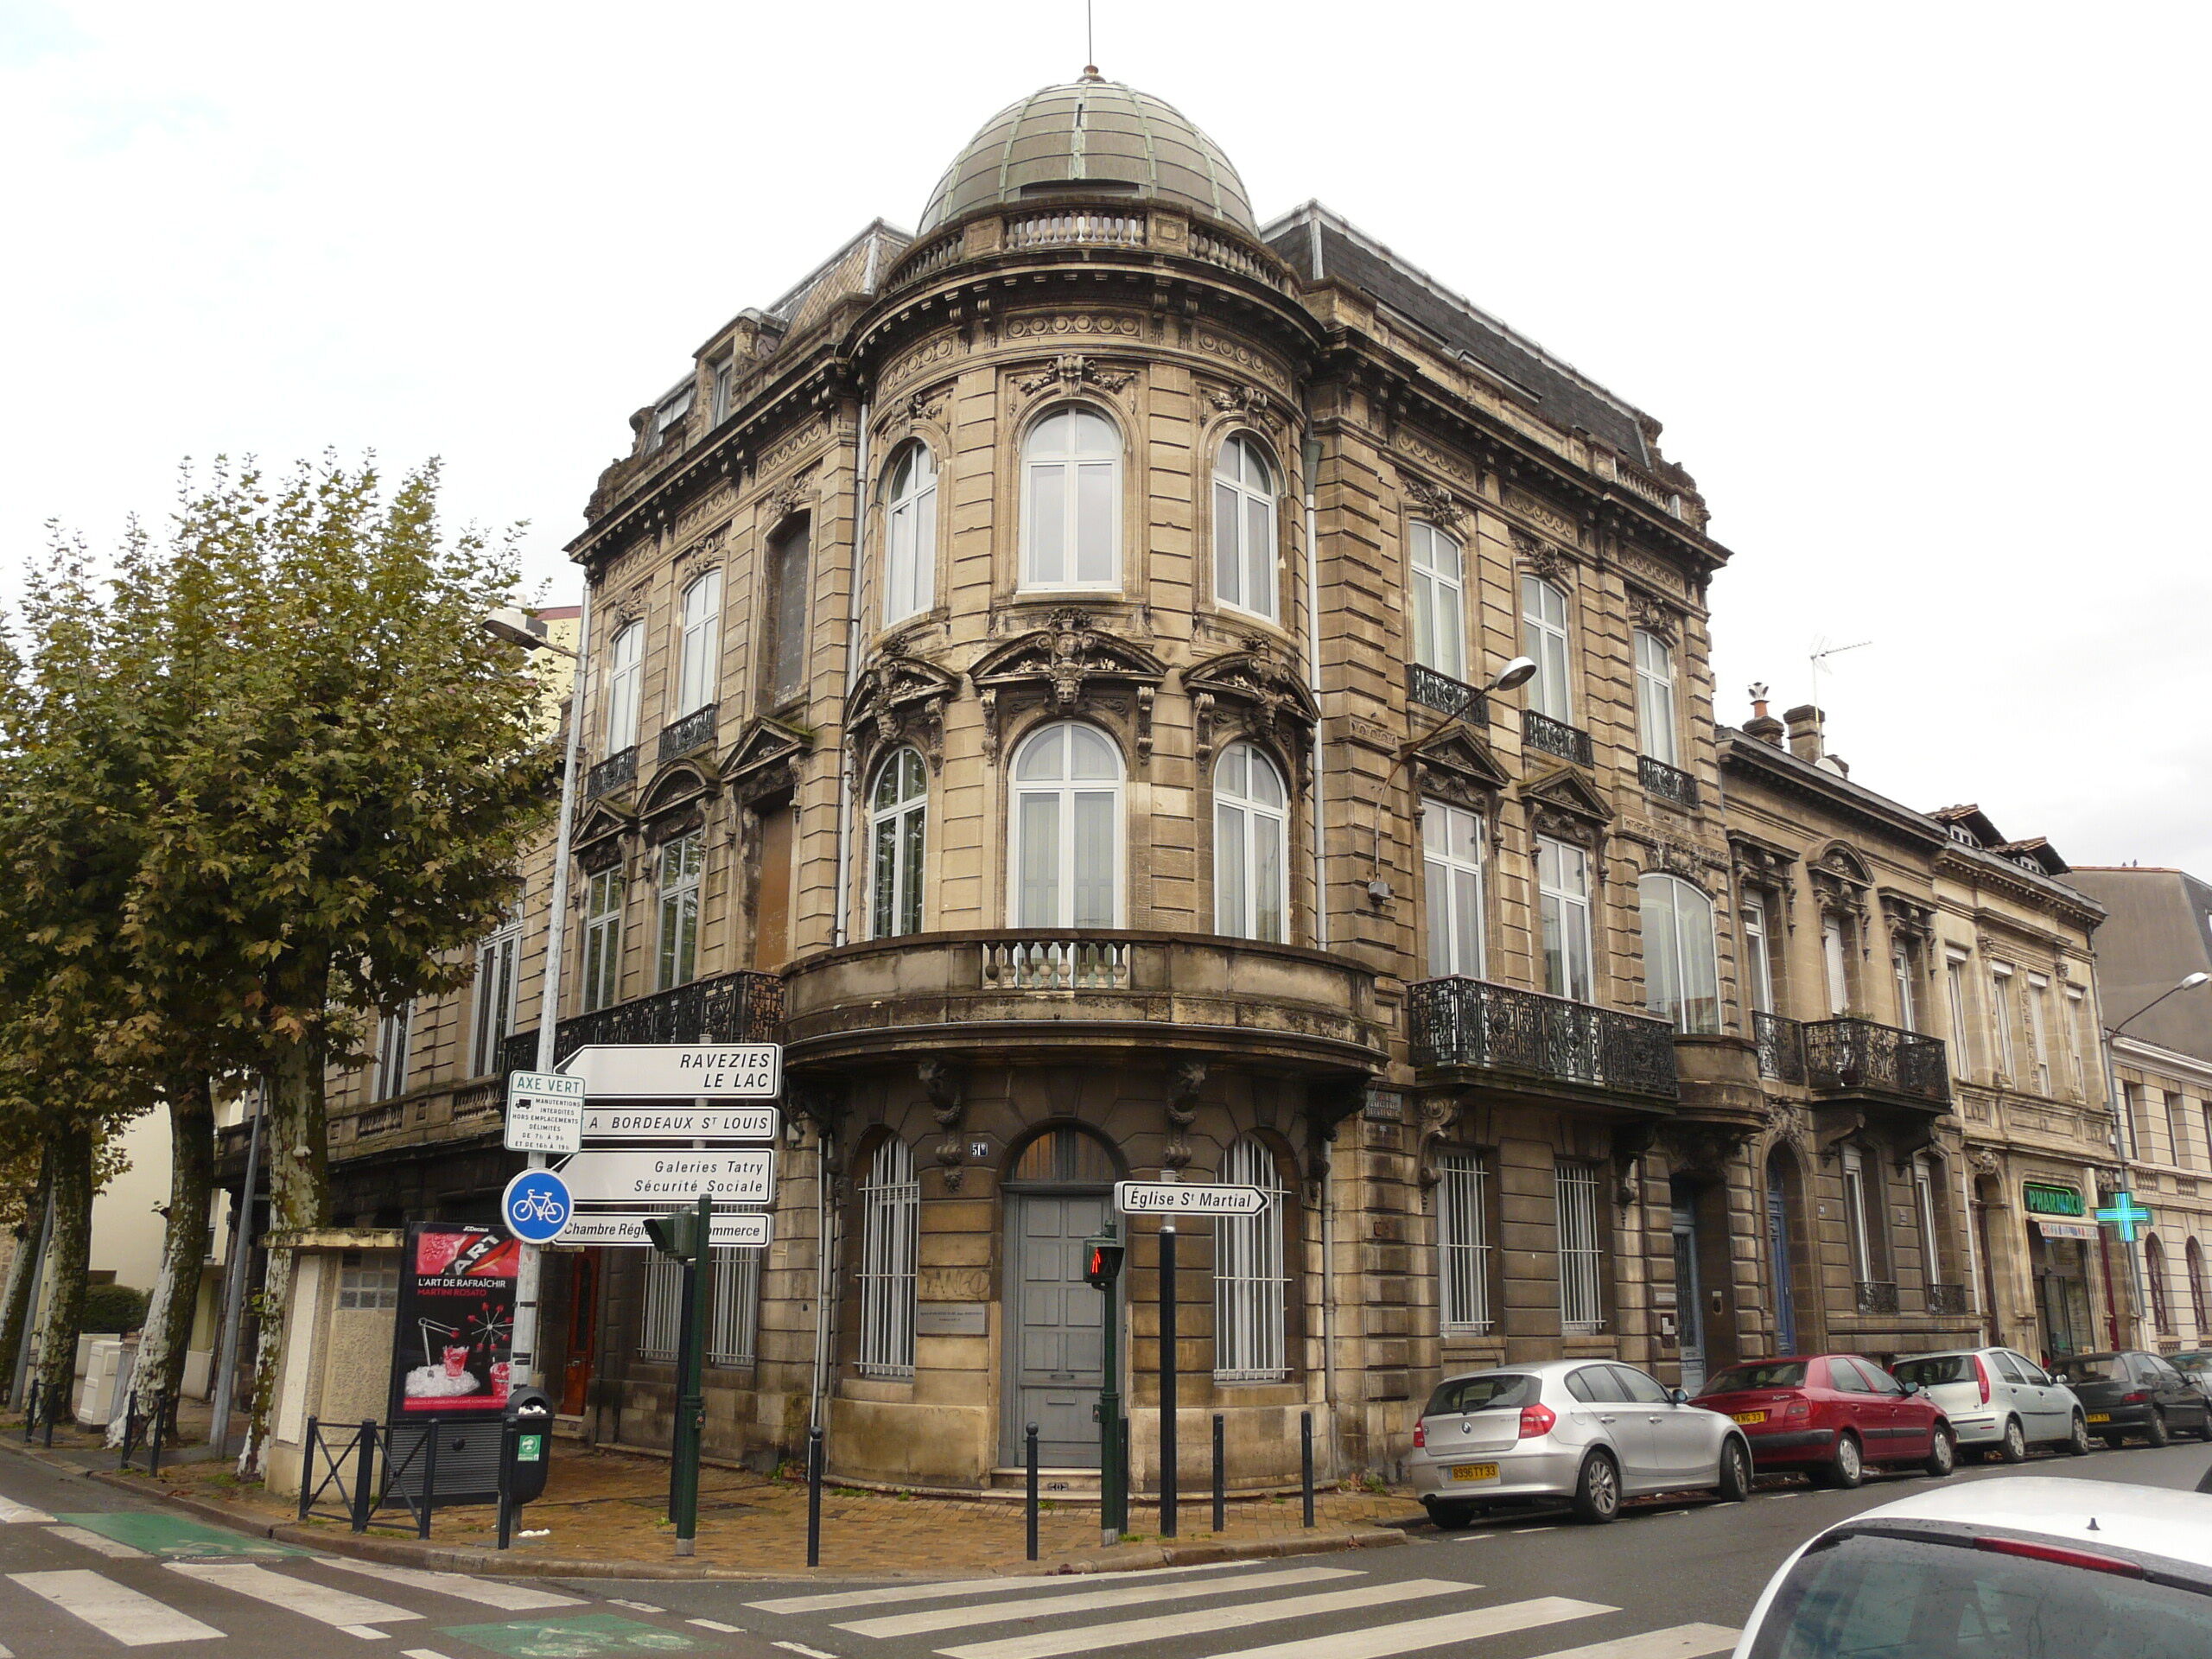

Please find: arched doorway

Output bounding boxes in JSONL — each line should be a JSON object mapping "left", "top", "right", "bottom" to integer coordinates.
{"left": 1000, "top": 1123, "right": 1121, "bottom": 1468}
{"left": 1765, "top": 1147, "right": 1802, "bottom": 1354}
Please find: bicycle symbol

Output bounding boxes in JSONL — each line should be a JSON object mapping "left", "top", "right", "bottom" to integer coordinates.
{"left": 510, "top": 1188, "right": 569, "bottom": 1226}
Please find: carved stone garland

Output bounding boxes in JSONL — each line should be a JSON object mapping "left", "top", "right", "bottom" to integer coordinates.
{"left": 1186, "top": 639, "right": 1319, "bottom": 774}
{"left": 1398, "top": 470, "right": 1465, "bottom": 531}
{"left": 970, "top": 609, "right": 1166, "bottom": 766}
{"left": 921, "top": 1061, "right": 967, "bottom": 1189}
{"left": 846, "top": 647, "right": 959, "bottom": 778}
{"left": 1015, "top": 355, "right": 1135, "bottom": 397}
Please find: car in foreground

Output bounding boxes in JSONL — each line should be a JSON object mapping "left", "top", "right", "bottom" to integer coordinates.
{"left": 1730, "top": 1475, "right": 2212, "bottom": 1657}
{"left": 1892, "top": 1345, "right": 2091, "bottom": 1460}
{"left": 2050, "top": 1350, "right": 2212, "bottom": 1447}
{"left": 1408, "top": 1358, "right": 1752, "bottom": 1527}
{"left": 1693, "top": 1354, "right": 1956, "bottom": 1487}
{"left": 2170, "top": 1349, "right": 2212, "bottom": 1402}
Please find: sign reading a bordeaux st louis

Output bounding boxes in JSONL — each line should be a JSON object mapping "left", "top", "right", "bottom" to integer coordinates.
{"left": 557, "top": 1043, "right": 781, "bottom": 1100}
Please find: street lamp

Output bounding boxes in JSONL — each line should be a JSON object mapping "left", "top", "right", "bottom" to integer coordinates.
{"left": 1367, "top": 657, "right": 1542, "bottom": 902}
{"left": 479, "top": 597, "right": 594, "bottom": 1389}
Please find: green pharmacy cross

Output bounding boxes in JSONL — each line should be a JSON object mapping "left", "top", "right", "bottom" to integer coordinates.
{"left": 2094, "top": 1190, "right": 2154, "bottom": 1243}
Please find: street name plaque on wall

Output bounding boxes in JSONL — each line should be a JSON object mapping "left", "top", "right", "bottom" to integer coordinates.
{"left": 915, "top": 1303, "right": 989, "bottom": 1337}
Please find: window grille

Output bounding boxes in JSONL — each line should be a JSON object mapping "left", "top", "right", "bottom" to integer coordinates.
{"left": 1436, "top": 1153, "right": 1492, "bottom": 1334}
{"left": 1555, "top": 1160, "right": 1605, "bottom": 1333}
{"left": 1214, "top": 1137, "right": 1290, "bottom": 1381}
{"left": 707, "top": 1248, "right": 760, "bottom": 1367}
{"left": 857, "top": 1137, "right": 918, "bottom": 1377}
{"left": 639, "top": 1247, "right": 684, "bottom": 1361}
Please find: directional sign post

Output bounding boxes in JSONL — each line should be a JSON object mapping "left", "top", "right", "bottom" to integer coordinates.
{"left": 558, "top": 1044, "right": 781, "bottom": 1099}
{"left": 581, "top": 1105, "right": 779, "bottom": 1143}
{"left": 1115, "top": 1181, "right": 1269, "bottom": 1217}
{"left": 505, "top": 1072, "right": 588, "bottom": 1155}
{"left": 560, "top": 1149, "right": 774, "bottom": 1207}
{"left": 559, "top": 1211, "right": 772, "bottom": 1249}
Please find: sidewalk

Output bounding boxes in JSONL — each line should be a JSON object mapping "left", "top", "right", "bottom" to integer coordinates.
{"left": 1, "top": 1411, "right": 1422, "bottom": 1580}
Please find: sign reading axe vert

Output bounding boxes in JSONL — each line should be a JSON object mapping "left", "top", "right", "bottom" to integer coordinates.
{"left": 556, "top": 1044, "right": 781, "bottom": 1098}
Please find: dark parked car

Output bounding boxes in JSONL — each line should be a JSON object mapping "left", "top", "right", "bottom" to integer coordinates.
{"left": 1694, "top": 1354, "right": 1956, "bottom": 1488}
{"left": 2049, "top": 1350, "right": 2212, "bottom": 1447}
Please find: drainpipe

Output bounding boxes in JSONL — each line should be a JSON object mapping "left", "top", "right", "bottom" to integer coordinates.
{"left": 831, "top": 401, "right": 874, "bottom": 948}
{"left": 1301, "top": 436, "right": 1326, "bottom": 951}
{"left": 808, "top": 1124, "right": 836, "bottom": 1438}
{"left": 1319, "top": 1150, "right": 1342, "bottom": 1480}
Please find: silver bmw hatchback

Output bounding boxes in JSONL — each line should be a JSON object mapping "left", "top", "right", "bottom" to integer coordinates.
{"left": 1408, "top": 1357, "right": 1752, "bottom": 1526}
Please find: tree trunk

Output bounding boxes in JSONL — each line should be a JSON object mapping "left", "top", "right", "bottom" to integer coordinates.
{"left": 109, "top": 1076, "right": 214, "bottom": 1446}
{"left": 237, "top": 1030, "right": 328, "bottom": 1478}
{"left": 0, "top": 1150, "right": 54, "bottom": 1402}
{"left": 34, "top": 1127, "right": 95, "bottom": 1427}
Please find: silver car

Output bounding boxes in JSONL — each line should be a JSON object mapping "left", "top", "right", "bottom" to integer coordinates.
{"left": 1408, "top": 1358, "right": 1752, "bottom": 1527}
{"left": 1891, "top": 1346, "right": 2091, "bottom": 1460}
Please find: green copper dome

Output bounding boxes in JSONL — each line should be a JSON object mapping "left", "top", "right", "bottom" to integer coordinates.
{"left": 918, "top": 76, "right": 1255, "bottom": 234}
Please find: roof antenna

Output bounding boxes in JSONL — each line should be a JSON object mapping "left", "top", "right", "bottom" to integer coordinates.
{"left": 1084, "top": 0, "right": 1100, "bottom": 77}
{"left": 1808, "top": 634, "right": 1872, "bottom": 715}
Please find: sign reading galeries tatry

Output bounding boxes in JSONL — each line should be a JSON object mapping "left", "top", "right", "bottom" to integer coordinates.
{"left": 557, "top": 1044, "right": 781, "bottom": 1100}
{"left": 1114, "top": 1181, "right": 1269, "bottom": 1217}
{"left": 559, "top": 1149, "right": 774, "bottom": 1205}
{"left": 582, "top": 1105, "right": 779, "bottom": 1142}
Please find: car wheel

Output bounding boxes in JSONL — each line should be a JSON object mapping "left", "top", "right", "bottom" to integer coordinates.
{"left": 1814, "top": 1432, "right": 1866, "bottom": 1489}
{"left": 1924, "top": 1425, "right": 1957, "bottom": 1478}
{"left": 1570, "top": 1450, "right": 1621, "bottom": 1524}
{"left": 2195, "top": 1409, "right": 2212, "bottom": 1442}
{"left": 1423, "top": 1499, "right": 1477, "bottom": 1531}
{"left": 1716, "top": 1437, "right": 1752, "bottom": 1503}
{"left": 2102, "top": 1433, "right": 2126, "bottom": 1449}
{"left": 1999, "top": 1416, "right": 2028, "bottom": 1463}
{"left": 2145, "top": 1408, "right": 2171, "bottom": 1448}
{"left": 2066, "top": 1413, "right": 2092, "bottom": 1457}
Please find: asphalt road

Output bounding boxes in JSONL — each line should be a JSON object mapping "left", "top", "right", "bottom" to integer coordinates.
{"left": 3, "top": 1438, "right": 2209, "bottom": 1658}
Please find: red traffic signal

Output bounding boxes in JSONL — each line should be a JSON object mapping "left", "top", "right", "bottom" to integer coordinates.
{"left": 1083, "top": 1237, "right": 1125, "bottom": 1288}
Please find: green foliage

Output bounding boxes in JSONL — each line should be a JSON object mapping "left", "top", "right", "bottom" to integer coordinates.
{"left": 80, "top": 1283, "right": 149, "bottom": 1333}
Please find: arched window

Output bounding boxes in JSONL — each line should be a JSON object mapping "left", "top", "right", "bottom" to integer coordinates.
{"left": 1009, "top": 722, "right": 1122, "bottom": 927}
{"left": 603, "top": 620, "right": 643, "bottom": 754}
{"left": 1408, "top": 523, "right": 1465, "bottom": 682}
{"left": 2146, "top": 1233, "right": 2174, "bottom": 1333}
{"left": 1213, "top": 435, "right": 1278, "bottom": 620}
{"left": 675, "top": 569, "right": 721, "bottom": 716}
{"left": 1639, "top": 874, "right": 1719, "bottom": 1033}
{"left": 869, "top": 747, "right": 928, "bottom": 939}
{"left": 857, "top": 1136, "right": 918, "bottom": 1377}
{"left": 1215, "top": 1137, "right": 1290, "bottom": 1382}
{"left": 1520, "top": 575, "right": 1573, "bottom": 721}
{"left": 1021, "top": 406, "right": 1120, "bottom": 590}
{"left": 882, "top": 443, "right": 937, "bottom": 626}
{"left": 1422, "top": 799, "right": 1486, "bottom": 979}
{"left": 1633, "top": 628, "right": 1676, "bottom": 766}
{"left": 1213, "top": 742, "right": 1288, "bottom": 942}
{"left": 2188, "top": 1237, "right": 2209, "bottom": 1338}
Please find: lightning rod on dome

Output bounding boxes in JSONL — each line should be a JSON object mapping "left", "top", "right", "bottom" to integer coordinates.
{"left": 1084, "top": 0, "right": 1099, "bottom": 78}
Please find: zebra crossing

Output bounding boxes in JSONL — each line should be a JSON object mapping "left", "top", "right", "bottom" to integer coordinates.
{"left": 744, "top": 1559, "right": 1741, "bottom": 1659}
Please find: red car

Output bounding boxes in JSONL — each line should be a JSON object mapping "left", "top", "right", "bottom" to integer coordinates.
{"left": 1693, "top": 1354, "right": 1957, "bottom": 1488}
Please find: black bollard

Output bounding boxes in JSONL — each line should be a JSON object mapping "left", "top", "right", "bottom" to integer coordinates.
{"left": 353, "top": 1420, "right": 378, "bottom": 1533}
{"left": 1300, "top": 1410, "right": 1315, "bottom": 1528}
{"left": 1211, "top": 1414, "right": 1225, "bottom": 1534}
{"left": 1025, "top": 1422, "right": 1040, "bottom": 1561}
{"left": 420, "top": 1419, "right": 442, "bottom": 1541}
{"left": 120, "top": 1396, "right": 138, "bottom": 1471}
{"left": 1160, "top": 1223, "right": 1178, "bottom": 1537}
{"left": 495, "top": 1420, "right": 518, "bottom": 1550}
{"left": 806, "top": 1424, "right": 824, "bottom": 1568}
{"left": 298, "top": 1419, "right": 319, "bottom": 1522}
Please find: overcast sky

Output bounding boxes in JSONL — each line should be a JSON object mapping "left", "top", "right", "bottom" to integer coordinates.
{"left": 7, "top": 1, "right": 2206, "bottom": 875}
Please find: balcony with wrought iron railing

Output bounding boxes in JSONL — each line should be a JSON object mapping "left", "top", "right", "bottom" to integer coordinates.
{"left": 1804, "top": 1018, "right": 1950, "bottom": 1107}
{"left": 1853, "top": 1280, "right": 1900, "bottom": 1315}
{"left": 658, "top": 702, "right": 718, "bottom": 765}
{"left": 1522, "top": 709, "right": 1594, "bottom": 768}
{"left": 586, "top": 745, "right": 637, "bottom": 800}
{"left": 1925, "top": 1283, "right": 1972, "bottom": 1316}
{"left": 1407, "top": 662, "right": 1490, "bottom": 725}
{"left": 1638, "top": 753, "right": 1700, "bottom": 808}
{"left": 1408, "top": 976, "right": 1679, "bottom": 1102}
{"left": 1755, "top": 1011, "right": 1807, "bottom": 1084}
{"left": 499, "top": 969, "right": 785, "bottom": 1076}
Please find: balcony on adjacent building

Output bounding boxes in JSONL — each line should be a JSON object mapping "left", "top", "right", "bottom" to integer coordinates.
{"left": 586, "top": 746, "right": 638, "bottom": 800}
{"left": 1407, "top": 662, "right": 1490, "bottom": 725}
{"left": 1408, "top": 976, "right": 1679, "bottom": 1103}
{"left": 1853, "top": 1280, "right": 1901, "bottom": 1315}
{"left": 1925, "top": 1283, "right": 1972, "bottom": 1316}
{"left": 658, "top": 702, "right": 718, "bottom": 765}
{"left": 1522, "top": 709, "right": 1594, "bottom": 768}
{"left": 1803, "top": 1018, "right": 1950, "bottom": 1108}
{"left": 1638, "top": 753, "right": 1700, "bottom": 808}
{"left": 500, "top": 968, "right": 785, "bottom": 1075}
{"left": 1754, "top": 1011, "right": 1807, "bottom": 1083}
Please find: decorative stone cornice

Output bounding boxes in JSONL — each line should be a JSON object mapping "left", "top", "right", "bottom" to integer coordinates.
{"left": 1014, "top": 354, "right": 1135, "bottom": 396}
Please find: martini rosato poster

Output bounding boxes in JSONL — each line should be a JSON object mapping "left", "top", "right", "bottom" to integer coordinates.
{"left": 390, "top": 1224, "right": 518, "bottom": 1418}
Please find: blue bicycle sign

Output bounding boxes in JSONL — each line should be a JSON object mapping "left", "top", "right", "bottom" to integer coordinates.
{"left": 501, "top": 1169, "right": 574, "bottom": 1245}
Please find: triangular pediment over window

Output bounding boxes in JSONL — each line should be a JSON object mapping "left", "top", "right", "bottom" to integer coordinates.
{"left": 1409, "top": 728, "right": 1510, "bottom": 793}
{"left": 1518, "top": 765, "right": 1613, "bottom": 827}
{"left": 572, "top": 799, "right": 637, "bottom": 853}
{"left": 721, "top": 716, "right": 812, "bottom": 785}
{"left": 969, "top": 609, "right": 1168, "bottom": 695}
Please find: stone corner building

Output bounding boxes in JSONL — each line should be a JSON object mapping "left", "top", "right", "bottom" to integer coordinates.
{"left": 263, "top": 75, "right": 2122, "bottom": 1494}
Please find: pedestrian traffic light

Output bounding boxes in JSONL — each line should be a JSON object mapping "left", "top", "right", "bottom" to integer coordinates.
{"left": 1083, "top": 1236, "right": 1124, "bottom": 1288}
{"left": 643, "top": 1210, "right": 700, "bottom": 1262}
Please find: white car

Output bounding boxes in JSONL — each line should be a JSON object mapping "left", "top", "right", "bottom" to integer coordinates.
{"left": 1891, "top": 1346, "right": 2092, "bottom": 1461}
{"left": 1732, "top": 1476, "right": 2212, "bottom": 1656}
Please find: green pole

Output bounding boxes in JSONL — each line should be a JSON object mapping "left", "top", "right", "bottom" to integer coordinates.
{"left": 1098, "top": 1224, "right": 1123, "bottom": 1545}
{"left": 672, "top": 1192, "right": 713, "bottom": 1557}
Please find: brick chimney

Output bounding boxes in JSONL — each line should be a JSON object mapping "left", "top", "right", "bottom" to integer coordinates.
{"left": 1783, "top": 703, "right": 1825, "bottom": 763}
{"left": 1745, "top": 683, "right": 1785, "bottom": 747}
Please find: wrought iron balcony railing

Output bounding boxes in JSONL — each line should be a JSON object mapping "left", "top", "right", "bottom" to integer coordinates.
{"left": 1804, "top": 1018, "right": 1950, "bottom": 1105}
{"left": 1407, "top": 662, "right": 1490, "bottom": 724}
{"left": 658, "top": 702, "right": 718, "bottom": 765}
{"left": 1925, "top": 1283, "right": 1972, "bottom": 1316}
{"left": 499, "top": 969, "right": 784, "bottom": 1075}
{"left": 1638, "top": 753, "right": 1700, "bottom": 808}
{"left": 1408, "top": 976, "right": 1678, "bottom": 1100}
{"left": 585, "top": 745, "right": 637, "bottom": 800}
{"left": 1854, "top": 1280, "right": 1900, "bottom": 1315}
{"left": 1755, "top": 1011, "right": 1807, "bottom": 1084}
{"left": 1522, "top": 709, "right": 1594, "bottom": 768}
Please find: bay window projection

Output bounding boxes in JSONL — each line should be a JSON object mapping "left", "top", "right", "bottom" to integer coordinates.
{"left": 1009, "top": 722, "right": 1122, "bottom": 927}
{"left": 1408, "top": 522, "right": 1466, "bottom": 681}
{"left": 1556, "top": 1160, "right": 1605, "bottom": 1333}
{"left": 1213, "top": 741, "right": 1289, "bottom": 942}
{"left": 674, "top": 569, "right": 721, "bottom": 716}
{"left": 1520, "top": 575, "right": 1573, "bottom": 721}
{"left": 1022, "top": 406, "right": 1120, "bottom": 590}
{"left": 580, "top": 868, "right": 625, "bottom": 1013}
{"left": 1639, "top": 874, "right": 1719, "bottom": 1033}
{"left": 655, "top": 830, "right": 704, "bottom": 991}
{"left": 882, "top": 444, "right": 938, "bottom": 626}
{"left": 603, "top": 621, "right": 643, "bottom": 755}
{"left": 471, "top": 906, "right": 523, "bottom": 1076}
{"left": 1741, "top": 894, "right": 1776, "bottom": 1013}
{"left": 857, "top": 1136, "right": 919, "bottom": 1377}
{"left": 1633, "top": 629, "right": 1678, "bottom": 766}
{"left": 1536, "top": 836, "right": 1594, "bottom": 1002}
{"left": 1213, "top": 435, "right": 1279, "bottom": 620}
{"left": 1422, "top": 800, "right": 1487, "bottom": 979}
{"left": 869, "top": 748, "right": 929, "bottom": 939}
{"left": 1436, "top": 1151, "right": 1493, "bottom": 1334}
{"left": 1214, "top": 1137, "right": 1290, "bottom": 1382}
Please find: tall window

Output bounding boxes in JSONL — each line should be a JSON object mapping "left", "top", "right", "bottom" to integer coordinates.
{"left": 1408, "top": 523, "right": 1465, "bottom": 681}
{"left": 1009, "top": 722, "right": 1122, "bottom": 927}
{"left": 639, "top": 1249, "right": 683, "bottom": 1361}
{"left": 1436, "top": 1151, "right": 1492, "bottom": 1334}
{"left": 709, "top": 355, "right": 734, "bottom": 425}
{"left": 869, "top": 748, "right": 928, "bottom": 939}
{"left": 1536, "top": 837, "right": 1594, "bottom": 1002}
{"left": 581, "top": 867, "right": 625, "bottom": 1013}
{"left": 2189, "top": 1238, "right": 2209, "bottom": 1338}
{"left": 674, "top": 570, "right": 721, "bottom": 716}
{"left": 2164, "top": 1089, "right": 2193, "bottom": 1169}
{"left": 764, "top": 516, "right": 810, "bottom": 706}
{"left": 883, "top": 443, "right": 937, "bottom": 626}
{"left": 1214, "top": 742, "right": 1288, "bottom": 942}
{"left": 1913, "top": 1154, "right": 1943, "bottom": 1286}
{"left": 1213, "top": 435, "right": 1278, "bottom": 620}
{"left": 471, "top": 907, "right": 522, "bottom": 1076}
{"left": 373, "top": 1004, "right": 412, "bottom": 1100}
{"left": 707, "top": 1249, "right": 761, "bottom": 1368}
{"left": 2066, "top": 988, "right": 2089, "bottom": 1096}
{"left": 1215, "top": 1137, "right": 1290, "bottom": 1382}
{"left": 1021, "top": 406, "right": 1119, "bottom": 589}
{"left": 1741, "top": 894, "right": 1776, "bottom": 1014}
{"left": 857, "top": 1136, "right": 918, "bottom": 1378}
{"left": 656, "top": 830, "right": 704, "bottom": 991}
{"left": 1945, "top": 950, "right": 1974, "bottom": 1078}
{"left": 1520, "top": 575, "right": 1573, "bottom": 721}
{"left": 1840, "top": 1147, "right": 1876, "bottom": 1283}
{"left": 1639, "top": 874, "right": 1719, "bottom": 1033}
{"left": 1989, "top": 965, "right": 2018, "bottom": 1082}
{"left": 1633, "top": 629, "right": 1678, "bottom": 766}
{"left": 2145, "top": 1234, "right": 2174, "bottom": 1333}
{"left": 1422, "top": 801, "right": 1486, "bottom": 979}
{"left": 1556, "top": 1160, "right": 1605, "bottom": 1333}
{"left": 2026, "top": 976, "right": 2052, "bottom": 1095}
{"left": 1892, "top": 941, "right": 1920, "bottom": 1032}
{"left": 1821, "top": 916, "right": 1853, "bottom": 1016}
{"left": 603, "top": 621, "right": 643, "bottom": 755}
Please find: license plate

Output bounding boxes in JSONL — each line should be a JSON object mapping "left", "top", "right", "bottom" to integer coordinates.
{"left": 1732, "top": 1411, "right": 1768, "bottom": 1425}
{"left": 1450, "top": 1463, "right": 1499, "bottom": 1482}
{"left": 2086, "top": 1412, "right": 2110, "bottom": 1423}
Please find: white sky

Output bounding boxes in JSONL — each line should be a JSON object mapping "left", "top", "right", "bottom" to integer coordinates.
{"left": 6, "top": 1, "right": 2207, "bottom": 874}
